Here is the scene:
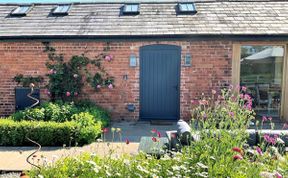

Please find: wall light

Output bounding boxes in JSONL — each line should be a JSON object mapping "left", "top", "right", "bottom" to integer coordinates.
{"left": 129, "top": 54, "right": 137, "bottom": 67}
{"left": 184, "top": 53, "right": 191, "bottom": 66}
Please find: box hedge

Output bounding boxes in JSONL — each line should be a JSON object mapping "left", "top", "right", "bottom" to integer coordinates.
{"left": 0, "top": 119, "right": 102, "bottom": 146}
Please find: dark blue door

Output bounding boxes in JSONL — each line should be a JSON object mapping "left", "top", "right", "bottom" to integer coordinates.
{"left": 140, "top": 44, "right": 181, "bottom": 120}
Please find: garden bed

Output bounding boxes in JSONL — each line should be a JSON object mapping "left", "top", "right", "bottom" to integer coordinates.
{"left": 0, "top": 101, "right": 110, "bottom": 146}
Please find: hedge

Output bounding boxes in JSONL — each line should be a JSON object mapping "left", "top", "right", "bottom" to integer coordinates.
{"left": 0, "top": 119, "right": 102, "bottom": 146}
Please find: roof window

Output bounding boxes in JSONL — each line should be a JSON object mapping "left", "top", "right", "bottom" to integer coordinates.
{"left": 178, "top": 3, "right": 197, "bottom": 14}
{"left": 11, "top": 5, "right": 31, "bottom": 16}
{"left": 122, "top": 4, "right": 140, "bottom": 15}
{"left": 52, "top": 4, "right": 71, "bottom": 15}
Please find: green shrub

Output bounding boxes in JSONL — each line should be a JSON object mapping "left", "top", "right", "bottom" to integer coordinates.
{"left": 0, "top": 119, "right": 102, "bottom": 146}
{"left": 12, "top": 108, "right": 45, "bottom": 121}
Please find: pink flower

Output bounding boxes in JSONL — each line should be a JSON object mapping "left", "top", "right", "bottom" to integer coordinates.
{"left": 199, "top": 99, "right": 208, "bottom": 105}
{"left": 232, "top": 147, "right": 242, "bottom": 154}
{"left": 157, "top": 131, "right": 161, "bottom": 138}
{"left": 97, "top": 85, "right": 101, "bottom": 89}
{"left": 212, "top": 89, "right": 216, "bottom": 95}
{"left": 48, "top": 69, "right": 54, "bottom": 75}
{"left": 262, "top": 116, "right": 268, "bottom": 122}
{"left": 256, "top": 147, "right": 263, "bottom": 155}
{"left": 233, "top": 154, "right": 243, "bottom": 160}
{"left": 268, "top": 117, "right": 272, "bottom": 121}
{"left": 125, "top": 138, "right": 130, "bottom": 145}
{"left": 108, "top": 84, "right": 113, "bottom": 89}
{"left": 102, "top": 128, "right": 109, "bottom": 133}
{"left": 152, "top": 137, "right": 157, "bottom": 142}
{"left": 241, "top": 86, "right": 247, "bottom": 92}
{"left": 74, "top": 92, "right": 78, "bottom": 96}
{"left": 283, "top": 123, "right": 288, "bottom": 129}
{"left": 228, "top": 111, "right": 235, "bottom": 118}
{"left": 105, "top": 54, "right": 113, "bottom": 61}
{"left": 275, "top": 172, "right": 282, "bottom": 178}
{"left": 66, "top": 91, "right": 71, "bottom": 97}
{"left": 151, "top": 129, "right": 157, "bottom": 134}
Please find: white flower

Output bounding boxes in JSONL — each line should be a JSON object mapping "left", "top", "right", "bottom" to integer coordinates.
{"left": 196, "top": 162, "right": 208, "bottom": 169}
{"left": 38, "top": 175, "right": 44, "bottom": 178}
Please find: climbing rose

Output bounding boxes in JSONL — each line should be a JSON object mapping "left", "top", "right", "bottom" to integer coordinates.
{"left": 233, "top": 154, "right": 243, "bottom": 160}
{"left": 152, "top": 137, "right": 157, "bottom": 142}
{"left": 48, "top": 69, "right": 55, "bottom": 75}
{"left": 66, "top": 92, "right": 71, "bottom": 97}
{"left": 97, "top": 85, "right": 101, "bottom": 89}
{"left": 108, "top": 84, "right": 113, "bottom": 89}
{"left": 74, "top": 92, "right": 78, "bottom": 96}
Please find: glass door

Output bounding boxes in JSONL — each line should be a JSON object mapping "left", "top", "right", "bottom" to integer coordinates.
{"left": 240, "top": 46, "right": 284, "bottom": 118}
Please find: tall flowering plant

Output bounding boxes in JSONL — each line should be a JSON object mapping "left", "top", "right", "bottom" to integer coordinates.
{"left": 191, "top": 85, "right": 255, "bottom": 130}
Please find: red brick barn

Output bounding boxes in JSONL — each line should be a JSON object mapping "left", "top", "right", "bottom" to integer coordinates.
{"left": 0, "top": 0, "right": 288, "bottom": 122}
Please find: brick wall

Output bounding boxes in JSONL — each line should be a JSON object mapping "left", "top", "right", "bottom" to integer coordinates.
{"left": 0, "top": 40, "right": 233, "bottom": 120}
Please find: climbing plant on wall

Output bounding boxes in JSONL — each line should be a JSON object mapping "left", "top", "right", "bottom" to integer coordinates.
{"left": 43, "top": 42, "right": 114, "bottom": 101}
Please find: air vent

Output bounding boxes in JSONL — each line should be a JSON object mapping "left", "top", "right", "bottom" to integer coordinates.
{"left": 122, "top": 4, "right": 140, "bottom": 15}
{"left": 52, "top": 4, "right": 71, "bottom": 15}
{"left": 178, "top": 3, "right": 197, "bottom": 14}
{"left": 11, "top": 5, "right": 32, "bottom": 16}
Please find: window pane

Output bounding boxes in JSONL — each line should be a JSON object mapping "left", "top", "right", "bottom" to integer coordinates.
{"left": 240, "top": 46, "right": 284, "bottom": 118}
{"left": 13, "top": 6, "right": 30, "bottom": 14}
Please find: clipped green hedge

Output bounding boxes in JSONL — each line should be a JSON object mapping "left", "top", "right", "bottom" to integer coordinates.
{"left": 0, "top": 119, "right": 102, "bottom": 146}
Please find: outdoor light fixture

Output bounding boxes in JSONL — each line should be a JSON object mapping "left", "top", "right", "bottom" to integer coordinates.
{"left": 184, "top": 53, "right": 191, "bottom": 66}
{"left": 129, "top": 54, "right": 137, "bottom": 67}
{"left": 127, "top": 103, "right": 135, "bottom": 112}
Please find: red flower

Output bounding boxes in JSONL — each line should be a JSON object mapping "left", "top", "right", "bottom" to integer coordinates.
{"left": 151, "top": 129, "right": 157, "bottom": 134}
{"left": 152, "top": 137, "right": 157, "bottom": 142}
{"left": 232, "top": 147, "right": 242, "bottom": 154}
{"left": 125, "top": 138, "right": 130, "bottom": 145}
{"left": 102, "top": 128, "right": 109, "bottom": 133}
{"left": 157, "top": 131, "right": 161, "bottom": 138}
{"left": 233, "top": 154, "right": 243, "bottom": 160}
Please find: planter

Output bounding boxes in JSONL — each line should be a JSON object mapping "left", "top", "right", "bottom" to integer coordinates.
{"left": 15, "top": 87, "right": 40, "bottom": 111}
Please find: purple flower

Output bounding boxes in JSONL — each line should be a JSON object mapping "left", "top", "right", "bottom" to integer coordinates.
{"left": 228, "top": 111, "right": 234, "bottom": 118}
{"left": 108, "top": 84, "right": 113, "bottom": 89}
{"left": 262, "top": 116, "right": 268, "bottom": 122}
{"left": 256, "top": 147, "right": 263, "bottom": 155}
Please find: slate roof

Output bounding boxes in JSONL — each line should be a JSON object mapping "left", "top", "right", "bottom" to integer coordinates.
{"left": 0, "top": 0, "right": 288, "bottom": 38}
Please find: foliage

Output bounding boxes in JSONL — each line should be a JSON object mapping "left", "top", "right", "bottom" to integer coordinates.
{"left": 0, "top": 118, "right": 103, "bottom": 146}
{"left": 43, "top": 42, "right": 115, "bottom": 101}
{"left": 13, "top": 74, "right": 44, "bottom": 87}
{"left": 28, "top": 87, "right": 287, "bottom": 177}
{"left": 11, "top": 100, "right": 110, "bottom": 126}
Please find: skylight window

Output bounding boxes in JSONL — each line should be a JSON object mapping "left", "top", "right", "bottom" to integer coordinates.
{"left": 52, "top": 4, "right": 71, "bottom": 15}
{"left": 123, "top": 4, "right": 140, "bottom": 15}
{"left": 178, "top": 3, "right": 197, "bottom": 14}
{"left": 11, "top": 5, "right": 31, "bottom": 16}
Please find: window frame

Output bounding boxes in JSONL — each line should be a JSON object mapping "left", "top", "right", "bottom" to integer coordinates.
{"left": 122, "top": 3, "right": 140, "bottom": 15}
{"left": 52, "top": 4, "right": 72, "bottom": 15}
{"left": 232, "top": 43, "right": 288, "bottom": 121}
{"left": 10, "top": 5, "right": 32, "bottom": 16}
